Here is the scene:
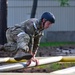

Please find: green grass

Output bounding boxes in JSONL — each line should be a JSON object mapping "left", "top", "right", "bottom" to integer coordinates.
{"left": 40, "top": 42, "right": 75, "bottom": 47}
{"left": 35, "top": 62, "right": 75, "bottom": 72}
{"left": 37, "top": 63, "right": 61, "bottom": 70}
{"left": 35, "top": 42, "right": 75, "bottom": 72}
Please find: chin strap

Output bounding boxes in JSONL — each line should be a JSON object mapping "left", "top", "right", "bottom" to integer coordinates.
{"left": 42, "top": 20, "right": 47, "bottom": 29}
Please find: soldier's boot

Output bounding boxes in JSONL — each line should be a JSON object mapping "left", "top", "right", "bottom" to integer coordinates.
{"left": 14, "top": 50, "right": 33, "bottom": 61}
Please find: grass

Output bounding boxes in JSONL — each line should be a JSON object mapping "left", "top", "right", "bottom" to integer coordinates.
{"left": 37, "top": 42, "right": 75, "bottom": 71}
{"left": 40, "top": 42, "right": 75, "bottom": 47}
{"left": 49, "top": 62, "right": 75, "bottom": 71}
{"left": 37, "top": 63, "right": 61, "bottom": 70}
{"left": 35, "top": 62, "right": 75, "bottom": 72}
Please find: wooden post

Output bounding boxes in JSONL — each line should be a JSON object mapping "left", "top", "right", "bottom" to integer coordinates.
{"left": 0, "top": 0, "right": 7, "bottom": 44}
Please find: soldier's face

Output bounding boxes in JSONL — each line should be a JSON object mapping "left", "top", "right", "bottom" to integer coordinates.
{"left": 44, "top": 21, "right": 52, "bottom": 29}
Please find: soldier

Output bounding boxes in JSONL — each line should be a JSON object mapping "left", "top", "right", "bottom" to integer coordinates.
{"left": 0, "top": 12, "right": 55, "bottom": 66}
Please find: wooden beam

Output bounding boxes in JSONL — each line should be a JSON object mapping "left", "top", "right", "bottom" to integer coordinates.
{"left": 60, "top": 56, "right": 75, "bottom": 62}
{"left": 0, "top": 56, "right": 62, "bottom": 71}
{"left": 1, "top": 56, "right": 75, "bottom": 63}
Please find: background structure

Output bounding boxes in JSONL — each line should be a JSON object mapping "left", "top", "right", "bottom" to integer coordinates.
{"left": 7, "top": 0, "right": 75, "bottom": 42}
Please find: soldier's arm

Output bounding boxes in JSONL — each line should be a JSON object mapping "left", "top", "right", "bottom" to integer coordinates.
{"left": 32, "top": 34, "right": 42, "bottom": 57}
{"left": 26, "top": 36, "right": 41, "bottom": 66}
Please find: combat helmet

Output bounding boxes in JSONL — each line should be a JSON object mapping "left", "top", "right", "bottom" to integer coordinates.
{"left": 41, "top": 12, "right": 55, "bottom": 23}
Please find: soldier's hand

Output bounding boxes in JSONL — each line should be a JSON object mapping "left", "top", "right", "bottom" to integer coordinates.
{"left": 26, "top": 56, "right": 39, "bottom": 66}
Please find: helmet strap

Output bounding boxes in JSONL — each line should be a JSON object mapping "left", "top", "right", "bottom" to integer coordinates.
{"left": 39, "top": 19, "right": 47, "bottom": 30}
{"left": 42, "top": 19, "right": 47, "bottom": 29}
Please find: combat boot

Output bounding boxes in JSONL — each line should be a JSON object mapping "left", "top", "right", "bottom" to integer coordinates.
{"left": 14, "top": 49, "right": 33, "bottom": 61}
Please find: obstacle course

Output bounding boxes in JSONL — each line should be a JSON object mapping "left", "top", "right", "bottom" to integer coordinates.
{"left": 0, "top": 56, "right": 75, "bottom": 72}
{"left": 0, "top": 56, "right": 75, "bottom": 75}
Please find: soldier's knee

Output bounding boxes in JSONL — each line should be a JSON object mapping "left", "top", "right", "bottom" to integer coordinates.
{"left": 4, "top": 42, "right": 17, "bottom": 52}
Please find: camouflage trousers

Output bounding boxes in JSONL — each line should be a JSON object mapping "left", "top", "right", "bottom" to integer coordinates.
{"left": 3, "top": 27, "right": 30, "bottom": 54}
{"left": 4, "top": 42, "right": 17, "bottom": 52}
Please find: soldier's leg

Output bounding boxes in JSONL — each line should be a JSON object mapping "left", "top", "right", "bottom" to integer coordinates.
{"left": 14, "top": 33, "right": 33, "bottom": 60}
{"left": 3, "top": 28, "right": 17, "bottom": 52}
{"left": 3, "top": 42, "right": 17, "bottom": 57}
{"left": 4, "top": 42, "right": 17, "bottom": 52}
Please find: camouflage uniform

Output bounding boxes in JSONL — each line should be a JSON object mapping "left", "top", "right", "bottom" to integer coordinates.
{"left": 4, "top": 18, "right": 43, "bottom": 56}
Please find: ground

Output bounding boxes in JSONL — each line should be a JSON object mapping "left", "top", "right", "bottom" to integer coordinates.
{"left": 0, "top": 44, "right": 75, "bottom": 72}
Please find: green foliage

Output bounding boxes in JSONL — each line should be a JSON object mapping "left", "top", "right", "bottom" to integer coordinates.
{"left": 50, "top": 63, "right": 61, "bottom": 70}
{"left": 37, "top": 65, "right": 47, "bottom": 69}
{"left": 37, "top": 63, "right": 61, "bottom": 70}
{"left": 35, "top": 62, "right": 75, "bottom": 71}
{"left": 58, "top": 0, "right": 70, "bottom": 6}
{"left": 40, "top": 42, "right": 75, "bottom": 47}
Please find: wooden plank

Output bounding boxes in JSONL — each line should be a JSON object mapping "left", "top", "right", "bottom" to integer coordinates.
{"left": 60, "top": 56, "right": 75, "bottom": 62}
{"left": 0, "top": 56, "right": 62, "bottom": 71}
{"left": 1, "top": 56, "right": 75, "bottom": 63}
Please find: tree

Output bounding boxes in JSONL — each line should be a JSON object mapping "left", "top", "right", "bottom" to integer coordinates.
{"left": 58, "top": 0, "right": 70, "bottom": 6}
{"left": 0, "top": 0, "right": 7, "bottom": 45}
{"left": 30, "top": 0, "right": 38, "bottom": 18}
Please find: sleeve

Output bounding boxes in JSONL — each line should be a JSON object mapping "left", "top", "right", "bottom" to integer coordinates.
{"left": 32, "top": 32, "right": 43, "bottom": 56}
{"left": 17, "top": 31, "right": 30, "bottom": 52}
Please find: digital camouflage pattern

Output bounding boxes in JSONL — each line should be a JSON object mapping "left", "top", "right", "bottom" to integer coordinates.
{"left": 4, "top": 18, "right": 43, "bottom": 56}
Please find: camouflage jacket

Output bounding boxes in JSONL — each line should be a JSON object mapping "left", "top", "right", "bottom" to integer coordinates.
{"left": 6, "top": 18, "right": 43, "bottom": 55}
